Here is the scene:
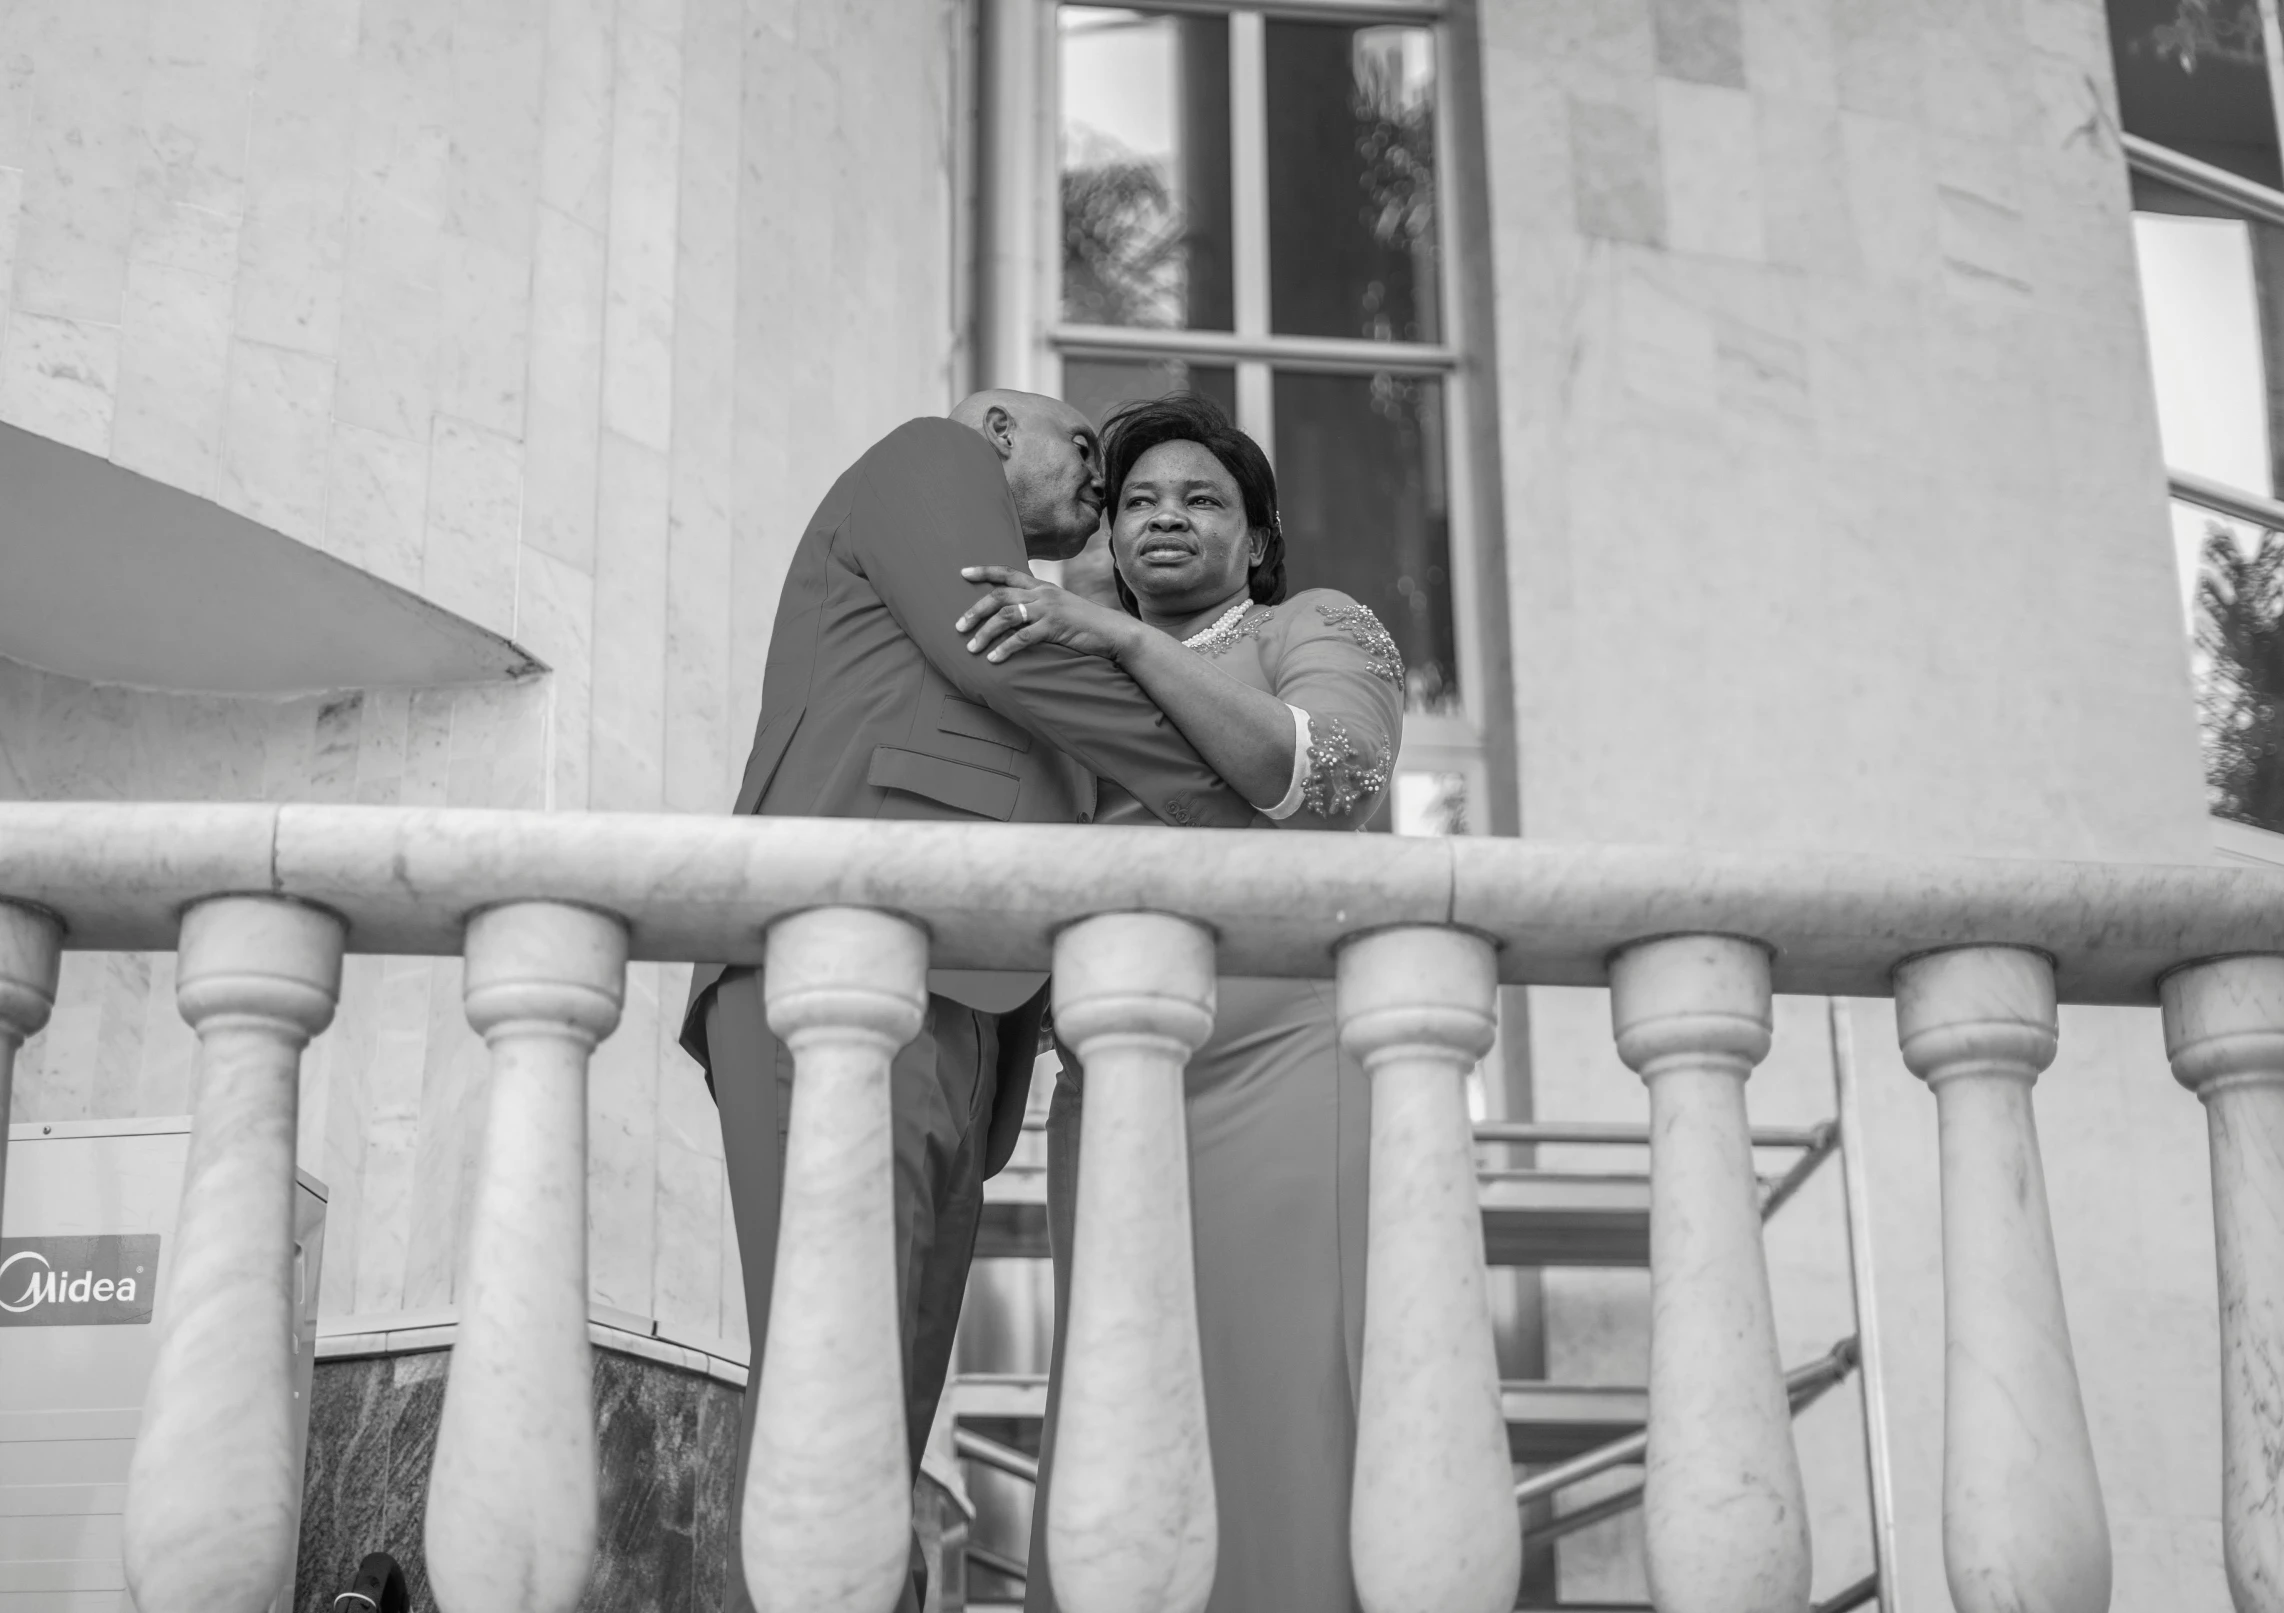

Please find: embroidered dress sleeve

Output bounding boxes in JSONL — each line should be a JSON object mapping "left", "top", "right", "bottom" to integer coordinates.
{"left": 1260, "top": 590, "right": 1406, "bottom": 831}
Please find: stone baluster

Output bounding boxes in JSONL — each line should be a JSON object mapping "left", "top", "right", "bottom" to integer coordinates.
{"left": 1340, "top": 926, "right": 1520, "bottom": 1613}
{"left": 1048, "top": 912, "right": 1219, "bottom": 1613}
{"left": 2163, "top": 955, "right": 2284, "bottom": 1613}
{"left": 427, "top": 902, "right": 627, "bottom": 1613}
{"left": 743, "top": 907, "right": 929, "bottom": 1613}
{"left": 1610, "top": 935, "right": 1809, "bottom": 1613}
{"left": 1897, "top": 947, "right": 2110, "bottom": 1613}
{"left": 0, "top": 901, "right": 62, "bottom": 1230}
{"left": 122, "top": 896, "right": 344, "bottom": 1613}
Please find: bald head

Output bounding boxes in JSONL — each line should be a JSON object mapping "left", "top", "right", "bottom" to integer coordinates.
{"left": 951, "top": 389, "right": 1105, "bottom": 560}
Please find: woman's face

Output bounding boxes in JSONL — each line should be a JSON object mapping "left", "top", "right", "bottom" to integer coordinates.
{"left": 1110, "top": 439, "right": 1262, "bottom": 613}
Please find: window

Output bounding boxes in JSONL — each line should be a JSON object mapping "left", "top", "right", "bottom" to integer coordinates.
{"left": 976, "top": 0, "right": 1485, "bottom": 834}
{"left": 2106, "top": 0, "right": 2284, "bottom": 833}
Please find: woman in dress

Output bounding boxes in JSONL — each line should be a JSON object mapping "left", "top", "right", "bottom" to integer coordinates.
{"left": 955, "top": 391, "right": 1404, "bottom": 1612}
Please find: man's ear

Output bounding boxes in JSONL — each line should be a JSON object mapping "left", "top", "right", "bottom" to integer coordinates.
{"left": 984, "top": 405, "right": 1017, "bottom": 460}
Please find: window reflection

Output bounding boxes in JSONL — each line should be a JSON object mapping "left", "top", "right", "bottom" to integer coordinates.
{"left": 2188, "top": 507, "right": 2284, "bottom": 829}
{"left": 1273, "top": 370, "right": 1457, "bottom": 712}
{"left": 1393, "top": 770, "right": 1468, "bottom": 836}
{"left": 1265, "top": 21, "right": 1440, "bottom": 343}
{"left": 1061, "top": 356, "right": 1238, "bottom": 427}
{"left": 1059, "top": 7, "right": 1234, "bottom": 330}
{"left": 2107, "top": 0, "right": 2281, "bottom": 185}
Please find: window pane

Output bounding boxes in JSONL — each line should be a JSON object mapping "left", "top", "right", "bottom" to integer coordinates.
{"left": 2106, "top": 0, "right": 2281, "bottom": 186}
{"left": 1393, "top": 770, "right": 1468, "bottom": 836}
{"left": 2135, "top": 207, "right": 2284, "bottom": 499}
{"left": 1265, "top": 21, "right": 1440, "bottom": 343}
{"left": 1059, "top": 7, "right": 1233, "bottom": 330}
{"left": 1272, "top": 370, "right": 1456, "bottom": 712}
{"left": 1061, "top": 355, "right": 1238, "bottom": 427}
{"left": 2187, "top": 506, "right": 2284, "bottom": 833}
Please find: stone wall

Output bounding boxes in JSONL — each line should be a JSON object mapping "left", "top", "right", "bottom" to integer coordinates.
{"left": 1478, "top": 0, "right": 2224, "bottom": 1604}
{"left": 0, "top": 0, "right": 972, "bottom": 1360}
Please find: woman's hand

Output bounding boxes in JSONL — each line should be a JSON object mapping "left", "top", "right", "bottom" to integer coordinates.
{"left": 956, "top": 565, "right": 1141, "bottom": 664}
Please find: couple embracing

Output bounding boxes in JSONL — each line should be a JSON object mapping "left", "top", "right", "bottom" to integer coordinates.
{"left": 678, "top": 388, "right": 1404, "bottom": 1613}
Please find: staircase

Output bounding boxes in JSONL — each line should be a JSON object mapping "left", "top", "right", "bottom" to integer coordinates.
{"left": 943, "top": 1003, "right": 1896, "bottom": 1612}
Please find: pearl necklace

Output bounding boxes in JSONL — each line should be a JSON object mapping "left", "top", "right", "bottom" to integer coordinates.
{"left": 1181, "top": 598, "right": 1253, "bottom": 651}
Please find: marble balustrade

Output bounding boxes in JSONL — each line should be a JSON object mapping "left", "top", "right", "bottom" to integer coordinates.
{"left": 7, "top": 802, "right": 2284, "bottom": 1611}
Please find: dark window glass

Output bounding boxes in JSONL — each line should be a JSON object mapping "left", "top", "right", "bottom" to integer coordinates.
{"left": 1059, "top": 7, "right": 1234, "bottom": 330}
{"left": 1061, "top": 355, "right": 1238, "bottom": 427}
{"left": 1265, "top": 21, "right": 1440, "bottom": 343}
{"left": 1273, "top": 370, "right": 1456, "bottom": 712}
{"left": 2106, "top": 0, "right": 2281, "bottom": 185}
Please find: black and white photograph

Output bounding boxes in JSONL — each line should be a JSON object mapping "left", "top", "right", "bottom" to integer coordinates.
{"left": 0, "top": 1, "right": 2274, "bottom": 1610}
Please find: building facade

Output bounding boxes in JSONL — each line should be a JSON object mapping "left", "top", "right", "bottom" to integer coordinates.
{"left": 0, "top": 0, "right": 2255, "bottom": 1607}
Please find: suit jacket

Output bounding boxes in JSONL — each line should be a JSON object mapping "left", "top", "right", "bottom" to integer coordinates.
{"left": 681, "top": 416, "right": 1260, "bottom": 1175}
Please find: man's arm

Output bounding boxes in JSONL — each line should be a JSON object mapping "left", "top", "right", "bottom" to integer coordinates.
{"left": 845, "top": 418, "right": 1257, "bottom": 828}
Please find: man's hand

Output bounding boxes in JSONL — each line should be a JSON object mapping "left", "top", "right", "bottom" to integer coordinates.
{"left": 957, "top": 565, "right": 1144, "bottom": 665}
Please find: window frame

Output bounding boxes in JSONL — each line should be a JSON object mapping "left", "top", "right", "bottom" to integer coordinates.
{"left": 977, "top": 0, "right": 1496, "bottom": 831}
{"left": 2122, "top": 0, "right": 2284, "bottom": 558}
{"left": 2113, "top": 0, "right": 2284, "bottom": 837}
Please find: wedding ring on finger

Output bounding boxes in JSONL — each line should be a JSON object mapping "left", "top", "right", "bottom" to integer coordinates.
{"left": 1017, "top": 602, "right": 1030, "bottom": 625}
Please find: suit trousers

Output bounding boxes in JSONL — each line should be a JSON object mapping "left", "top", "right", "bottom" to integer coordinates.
{"left": 706, "top": 967, "right": 1000, "bottom": 1613}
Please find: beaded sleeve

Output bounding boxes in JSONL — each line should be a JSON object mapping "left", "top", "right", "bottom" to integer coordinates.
{"left": 1263, "top": 592, "right": 1405, "bottom": 831}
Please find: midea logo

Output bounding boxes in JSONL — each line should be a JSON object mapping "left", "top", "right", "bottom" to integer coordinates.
{"left": 0, "top": 1250, "right": 141, "bottom": 1312}
{"left": 0, "top": 1235, "right": 160, "bottom": 1328}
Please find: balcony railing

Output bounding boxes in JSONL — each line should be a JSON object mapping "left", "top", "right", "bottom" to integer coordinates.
{"left": 1, "top": 802, "right": 2279, "bottom": 1612}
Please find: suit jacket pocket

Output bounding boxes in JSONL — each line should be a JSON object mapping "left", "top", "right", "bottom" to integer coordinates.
{"left": 867, "top": 746, "right": 1021, "bottom": 821}
{"left": 937, "top": 694, "right": 1033, "bottom": 754}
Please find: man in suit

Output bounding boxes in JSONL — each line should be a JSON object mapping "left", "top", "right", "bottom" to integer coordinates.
{"left": 681, "top": 390, "right": 1260, "bottom": 1612}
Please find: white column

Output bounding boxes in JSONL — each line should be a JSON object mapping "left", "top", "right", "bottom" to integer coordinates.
{"left": 1897, "top": 946, "right": 2110, "bottom": 1613}
{"left": 427, "top": 902, "right": 627, "bottom": 1613}
{"left": 1048, "top": 912, "right": 1219, "bottom": 1613}
{"left": 2164, "top": 955, "right": 2284, "bottom": 1613}
{"left": 0, "top": 901, "right": 62, "bottom": 1230}
{"left": 743, "top": 907, "right": 929, "bottom": 1613}
{"left": 1340, "top": 925, "right": 1519, "bottom": 1613}
{"left": 123, "top": 896, "right": 344, "bottom": 1613}
{"left": 1610, "top": 934, "right": 1809, "bottom": 1613}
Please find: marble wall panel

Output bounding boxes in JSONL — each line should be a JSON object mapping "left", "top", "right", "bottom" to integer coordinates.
{"left": 590, "top": 429, "right": 673, "bottom": 812}
{"left": 293, "top": 1347, "right": 743, "bottom": 1613}
{"left": 218, "top": 337, "right": 335, "bottom": 541}
{"left": 420, "top": 415, "right": 523, "bottom": 639}
{"left": 1486, "top": 0, "right": 2221, "bottom": 1599}
{"left": 590, "top": 961, "right": 664, "bottom": 1316}
{"left": 111, "top": 258, "right": 234, "bottom": 494}
{"left": 12, "top": 0, "right": 149, "bottom": 326}
{"left": 7, "top": 0, "right": 964, "bottom": 1454}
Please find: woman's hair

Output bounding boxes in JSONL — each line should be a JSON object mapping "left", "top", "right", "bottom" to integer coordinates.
{"left": 1099, "top": 391, "right": 1288, "bottom": 614}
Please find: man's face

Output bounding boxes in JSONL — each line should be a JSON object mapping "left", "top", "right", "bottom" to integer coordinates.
{"left": 1003, "top": 403, "right": 1106, "bottom": 560}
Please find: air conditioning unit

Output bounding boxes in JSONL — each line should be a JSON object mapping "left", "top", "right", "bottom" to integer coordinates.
{"left": 0, "top": 1118, "right": 326, "bottom": 1612}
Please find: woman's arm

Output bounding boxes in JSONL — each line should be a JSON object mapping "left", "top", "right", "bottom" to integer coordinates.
{"left": 955, "top": 566, "right": 1301, "bottom": 810}
{"left": 1109, "top": 626, "right": 1300, "bottom": 809}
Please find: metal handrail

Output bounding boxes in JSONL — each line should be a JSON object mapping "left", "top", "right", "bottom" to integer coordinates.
{"left": 1815, "top": 1572, "right": 1882, "bottom": 1613}
{"left": 1511, "top": 1336, "right": 1859, "bottom": 1507}
{"left": 1016, "top": 1115, "right": 1837, "bottom": 1149}
{"left": 954, "top": 1428, "right": 1039, "bottom": 1485}
{"left": 1759, "top": 1121, "right": 1842, "bottom": 1218}
{"left": 966, "top": 1540, "right": 1029, "bottom": 1585}
{"left": 1473, "top": 1120, "right": 1832, "bottom": 1150}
